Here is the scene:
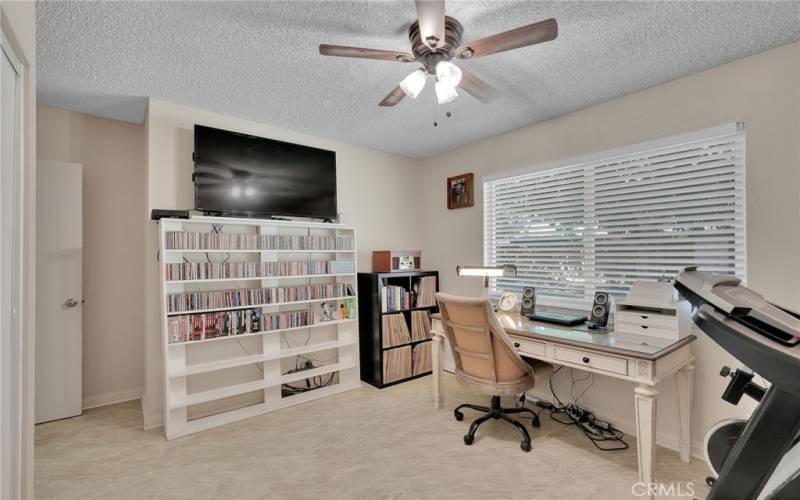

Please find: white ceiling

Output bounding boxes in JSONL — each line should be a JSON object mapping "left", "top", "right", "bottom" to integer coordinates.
{"left": 37, "top": 1, "right": 800, "bottom": 159}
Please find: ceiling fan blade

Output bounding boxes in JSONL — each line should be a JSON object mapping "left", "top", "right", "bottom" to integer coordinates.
{"left": 319, "top": 44, "right": 415, "bottom": 62}
{"left": 379, "top": 86, "right": 407, "bottom": 107}
{"left": 415, "top": 0, "right": 445, "bottom": 50}
{"left": 456, "top": 18, "right": 558, "bottom": 59}
{"left": 458, "top": 68, "right": 499, "bottom": 103}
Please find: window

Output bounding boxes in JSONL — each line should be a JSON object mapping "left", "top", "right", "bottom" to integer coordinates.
{"left": 483, "top": 123, "right": 746, "bottom": 308}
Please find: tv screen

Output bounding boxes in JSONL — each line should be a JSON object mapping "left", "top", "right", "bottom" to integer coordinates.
{"left": 193, "top": 125, "right": 337, "bottom": 219}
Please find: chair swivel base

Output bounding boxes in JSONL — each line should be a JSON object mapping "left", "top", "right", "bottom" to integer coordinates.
{"left": 454, "top": 395, "right": 540, "bottom": 452}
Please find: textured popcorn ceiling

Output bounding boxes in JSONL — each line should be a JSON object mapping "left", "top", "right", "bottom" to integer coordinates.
{"left": 37, "top": 1, "right": 800, "bottom": 158}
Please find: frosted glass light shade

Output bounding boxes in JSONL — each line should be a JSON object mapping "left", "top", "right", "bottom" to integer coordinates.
{"left": 456, "top": 265, "right": 517, "bottom": 277}
{"left": 435, "top": 80, "right": 458, "bottom": 104}
{"left": 435, "top": 61, "right": 462, "bottom": 87}
{"left": 399, "top": 69, "right": 427, "bottom": 99}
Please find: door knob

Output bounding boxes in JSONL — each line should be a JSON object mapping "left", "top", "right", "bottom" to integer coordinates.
{"left": 64, "top": 298, "right": 80, "bottom": 308}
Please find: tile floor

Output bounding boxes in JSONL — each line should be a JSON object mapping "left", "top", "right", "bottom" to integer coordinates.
{"left": 35, "top": 375, "right": 711, "bottom": 499}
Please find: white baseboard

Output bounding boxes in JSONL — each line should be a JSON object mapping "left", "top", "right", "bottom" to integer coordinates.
{"left": 82, "top": 387, "right": 142, "bottom": 410}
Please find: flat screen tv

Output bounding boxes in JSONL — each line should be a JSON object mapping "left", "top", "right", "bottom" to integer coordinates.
{"left": 193, "top": 125, "right": 337, "bottom": 219}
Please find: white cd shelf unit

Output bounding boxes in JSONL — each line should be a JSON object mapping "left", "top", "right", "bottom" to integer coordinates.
{"left": 158, "top": 216, "right": 360, "bottom": 439}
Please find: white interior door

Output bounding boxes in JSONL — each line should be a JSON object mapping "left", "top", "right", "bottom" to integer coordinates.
{"left": 35, "top": 160, "right": 83, "bottom": 424}
{"left": 1, "top": 31, "right": 23, "bottom": 500}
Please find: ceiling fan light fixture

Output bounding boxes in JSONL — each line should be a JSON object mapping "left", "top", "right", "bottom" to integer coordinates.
{"left": 435, "top": 80, "right": 458, "bottom": 104}
{"left": 435, "top": 60, "right": 462, "bottom": 87}
{"left": 399, "top": 69, "right": 427, "bottom": 99}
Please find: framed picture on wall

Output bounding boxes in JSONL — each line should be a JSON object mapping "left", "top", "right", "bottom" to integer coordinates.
{"left": 447, "top": 173, "right": 474, "bottom": 209}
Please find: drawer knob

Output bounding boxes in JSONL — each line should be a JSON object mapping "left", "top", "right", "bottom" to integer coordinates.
{"left": 582, "top": 356, "right": 590, "bottom": 364}
{"left": 641, "top": 315, "right": 648, "bottom": 319}
{"left": 513, "top": 342, "right": 520, "bottom": 348}
{"left": 641, "top": 325, "right": 649, "bottom": 329}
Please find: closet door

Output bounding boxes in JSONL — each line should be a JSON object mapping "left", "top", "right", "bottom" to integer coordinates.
{"left": 1, "top": 32, "right": 22, "bottom": 500}
{"left": 35, "top": 160, "right": 83, "bottom": 423}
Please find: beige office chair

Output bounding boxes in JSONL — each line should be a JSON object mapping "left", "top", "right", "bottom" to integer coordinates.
{"left": 436, "top": 293, "right": 554, "bottom": 452}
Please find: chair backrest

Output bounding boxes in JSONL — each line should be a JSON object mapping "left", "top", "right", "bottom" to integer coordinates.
{"left": 436, "top": 293, "right": 533, "bottom": 387}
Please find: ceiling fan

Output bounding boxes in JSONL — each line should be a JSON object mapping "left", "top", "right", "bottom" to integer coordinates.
{"left": 319, "top": 0, "right": 558, "bottom": 107}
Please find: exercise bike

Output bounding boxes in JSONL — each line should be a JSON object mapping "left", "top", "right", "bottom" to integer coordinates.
{"left": 675, "top": 268, "right": 800, "bottom": 500}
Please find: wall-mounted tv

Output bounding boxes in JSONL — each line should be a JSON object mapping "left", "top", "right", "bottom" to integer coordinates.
{"left": 193, "top": 125, "right": 337, "bottom": 219}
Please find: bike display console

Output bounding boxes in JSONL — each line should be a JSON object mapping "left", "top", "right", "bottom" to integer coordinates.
{"left": 675, "top": 268, "right": 800, "bottom": 500}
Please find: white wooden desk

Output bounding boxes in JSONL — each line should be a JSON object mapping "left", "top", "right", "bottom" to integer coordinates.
{"left": 431, "top": 312, "right": 696, "bottom": 486}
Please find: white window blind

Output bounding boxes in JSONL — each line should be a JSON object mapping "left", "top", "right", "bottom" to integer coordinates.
{"left": 484, "top": 123, "right": 746, "bottom": 307}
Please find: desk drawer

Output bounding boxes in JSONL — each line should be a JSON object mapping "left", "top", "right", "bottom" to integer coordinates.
{"left": 616, "top": 311, "right": 676, "bottom": 329}
{"left": 510, "top": 337, "right": 546, "bottom": 357}
{"left": 553, "top": 346, "right": 628, "bottom": 376}
{"left": 616, "top": 320, "right": 677, "bottom": 340}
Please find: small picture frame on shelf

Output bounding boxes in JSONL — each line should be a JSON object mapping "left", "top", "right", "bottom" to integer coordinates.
{"left": 320, "top": 302, "right": 334, "bottom": 321}
{"left": 447, "top": 172, "right": 474, "bottom": 209}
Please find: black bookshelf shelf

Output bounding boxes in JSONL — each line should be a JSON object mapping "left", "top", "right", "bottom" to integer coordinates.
{"left": 357, "top": 271, "right": 439, "bottom": 388}
{"left": 381, "top": 305, "right": 438, "bottom": 315}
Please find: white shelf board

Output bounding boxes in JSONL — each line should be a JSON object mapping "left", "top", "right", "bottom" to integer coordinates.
{"left": 166, "top": 295, "right": 357, "bottom": 316}
{"left": 170, "top": 362, "right": 357, "bottom": 409}
{"left": 274, "top": 379, "right": 360, "bottom": 410}
{"left": 280, "top": 362, "right": 355, "bottom": 385}
{"left": 174, "top": 379, "right": 265, "bottom": 409}
{"left": 165, "top": 273, "right": 356, "bottom": 285}
{"left": 167, "top": 402, "right": 268, "bottom": 439}
{"left": 165, "top": 249, "right": 355, "bottom": 254}
{"left": 168, "top": 318, "right": 357, "bottom": 347}
{"left": 172, "top": 339, "right": 357, "bottom": 377}
{"left": 167, "top": 380, "right": 361, "bottom": 439}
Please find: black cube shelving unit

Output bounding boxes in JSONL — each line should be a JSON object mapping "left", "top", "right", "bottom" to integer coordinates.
{"left": 357, "top": 271, "right": 439, "bottom": 388}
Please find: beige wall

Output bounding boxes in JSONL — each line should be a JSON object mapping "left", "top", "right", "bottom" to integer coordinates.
{"left": 142, "top": 99, "right": 424, "bottom": 428}
{"left": 1, "top": 1, "right": 37, "bottom": 496}
{"left": 418, "top": 42, "right": 800, "bottom": 455}
{"left": 36, "top": 106, "right": 146, "bottom": 409}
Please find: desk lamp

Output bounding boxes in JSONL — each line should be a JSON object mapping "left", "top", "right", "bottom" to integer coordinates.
{"left": 456, "top": 265, "right": 517, "bottom": 298}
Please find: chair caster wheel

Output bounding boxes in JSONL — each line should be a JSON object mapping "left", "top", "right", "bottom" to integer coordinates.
{"left": 531, "top": 416, "right": 541, "bottom": 428}
{"left": 454, "top": 410, "right": 464, "bottom": 421}
{"left": 463, "top": 435, "right": 474, "bottom": 445}
{"left": 521, "top": 441, "right": 532, "bottom": 452}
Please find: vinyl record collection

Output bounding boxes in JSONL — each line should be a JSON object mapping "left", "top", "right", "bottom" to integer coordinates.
{"left": 165, "top": 259, "right": 354, "bottom": 281}
{"left": 411, "top": 310, "right": 432, "bottom": 342}
{"left": 412, "top": 342, "right": 432, "bottom": 376}
{"left": 167, "top": 309, "right": 314, "bottom": 343}
{"left": 413, "top": 276, "right": 437, "bottom": 307}
{"left": 382, "top": 313, "right": 412, "bottom": 348}
{"left": 382, "top": 345, "right": 412, "bottom": 384}
{"left": 167, "top": 283, "right": 355, "bottom": 313}
{"left": 165, "top": 231, "right": 354, "bottom": 251}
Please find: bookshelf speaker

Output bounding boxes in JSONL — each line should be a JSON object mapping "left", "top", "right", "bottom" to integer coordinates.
{"left": 589, "top": 292, "right": 610, "bottom": 327}
{"left": 520, "top": 287, "right": 536, "bottom": 316}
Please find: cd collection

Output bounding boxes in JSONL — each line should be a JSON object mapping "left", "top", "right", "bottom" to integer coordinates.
{"left": 165, "top": 231, "right": 354, "bottom": 251}
{"left": 167, "top": 309, "right": 314, "bottom": 343}
{"left": 165, "top": 260, "right": 354, "bottom": 281}
{"left": 381, "top": 285, "right": 413, "bottom": 313}
{"left": 167, "top": 283, "right": 355, "bottom": 313}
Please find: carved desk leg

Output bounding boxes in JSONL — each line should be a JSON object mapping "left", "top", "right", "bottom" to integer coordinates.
{"left": 635, "top": 383, "right": 658, "bottom": 488}
{"left": 676, "top": 363, "right": 694, "bottom": 463}
{"left": 432, "top": 333, "right": 444, "bottom": 410}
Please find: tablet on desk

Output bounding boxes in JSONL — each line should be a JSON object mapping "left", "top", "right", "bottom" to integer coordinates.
{"left": 526, "top": 311, "right": 587, "bottom": 326}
